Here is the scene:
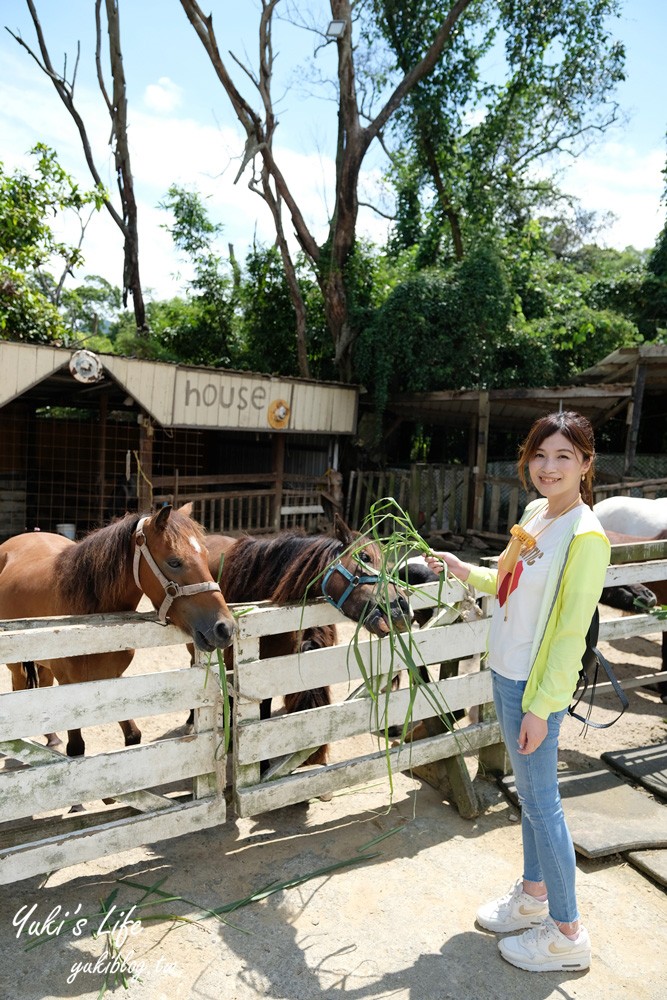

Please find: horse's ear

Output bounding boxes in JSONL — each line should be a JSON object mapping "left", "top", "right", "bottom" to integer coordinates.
{"left": 178, "top": 502, "right": 194, "bottom": 519}
{"left": 333, "top": 513, "right": 354, "bottom": 546}
{"left": 154, "top": 504, "right": 172, "bottom": 532}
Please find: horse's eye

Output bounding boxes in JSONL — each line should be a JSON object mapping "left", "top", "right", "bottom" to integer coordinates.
{"left": 167, "top": 558, "right": 183, "bottom": 570}
{"left": 357, "top": 551, "right": 372, "bottom": 565}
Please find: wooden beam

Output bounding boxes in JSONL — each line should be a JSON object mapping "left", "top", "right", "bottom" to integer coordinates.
{"left": 272, "top": 433, "right": 286, "bottom": 531}
{"left": 623, "top": 363, "right": 647, "bottom": 477}
{"left": 472, "top": 392, "right": 489, "bottom": 532}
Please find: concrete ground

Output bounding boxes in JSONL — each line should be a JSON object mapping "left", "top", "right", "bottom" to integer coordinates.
{"left": 1, "top": 762, "right": 666, "bottom": 1000}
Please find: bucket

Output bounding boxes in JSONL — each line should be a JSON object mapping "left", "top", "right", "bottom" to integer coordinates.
{"left": 56, "top": 523, "right": 76, "bottom": 540}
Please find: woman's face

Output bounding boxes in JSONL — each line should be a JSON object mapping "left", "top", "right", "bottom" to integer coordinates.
{"left": 528, "top": 431, "right": 591, "bottom": 506}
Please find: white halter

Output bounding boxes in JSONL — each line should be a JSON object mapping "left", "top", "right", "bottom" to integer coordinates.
{"left": 132, "top": 515, "right": 221, "bottom": 624}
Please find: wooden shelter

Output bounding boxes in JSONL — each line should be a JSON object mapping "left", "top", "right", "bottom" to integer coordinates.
{"left": 0, "top": 342, "right": 358, "bottom": 540}
{"left": 371, "top": 345, "right": 667, "bottom": 531}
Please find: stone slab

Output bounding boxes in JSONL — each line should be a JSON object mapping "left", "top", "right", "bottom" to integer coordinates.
{"left": 601, "top": 743, "right": 667, "bottom": 801}
{"left": 625, "top": 849, "right": 667, "bottom": 888}
{"left": 500, "top": 767, "right": 667, "bottom": 858}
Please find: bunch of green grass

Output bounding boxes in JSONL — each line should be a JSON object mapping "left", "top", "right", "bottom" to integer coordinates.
{"left": 290, "top": 497, "right": 481, "bottom": 792}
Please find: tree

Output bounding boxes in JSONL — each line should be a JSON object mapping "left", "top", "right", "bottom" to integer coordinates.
{"left": 155, "top": 185, "right": 237, "bottom": 367}
{"left": 179, "top": 0, "right": 475, "bottom": 380}
{"left": 354, "top": 241, "right": 542, "bottom": 427}
{"left": 638, "top": 222, "right": 667, "bottom": 337}
{"left": 10, "top": 0, "right": 148, "bottom": 336}
{"left": 373, "top": 0, "right": 625, "bottom": 263}
{"left": 0, "top": 145, "right": 104, "bottom": 343}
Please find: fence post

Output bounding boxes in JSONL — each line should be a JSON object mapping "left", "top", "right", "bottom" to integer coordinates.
{"left": 472, "top": 392, "right": 490, "bottom": 532}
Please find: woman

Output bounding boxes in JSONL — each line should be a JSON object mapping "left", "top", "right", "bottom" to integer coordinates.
{"left": 427, "top": 411, "right": 609, "bottom": 973}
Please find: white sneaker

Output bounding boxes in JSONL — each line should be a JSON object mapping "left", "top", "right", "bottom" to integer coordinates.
{"left": 476, "top": 879, "right": 548, "bottom": 932}
{"left": 498, "top": 916, "right": 591, "bottom": 972}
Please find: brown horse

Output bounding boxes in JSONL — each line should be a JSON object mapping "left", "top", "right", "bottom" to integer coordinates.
{"left": 0, "top": 505, "right": 236, "bottom": 757}
{"left": 189, "top": 516, "right": 412, "bottom": 764}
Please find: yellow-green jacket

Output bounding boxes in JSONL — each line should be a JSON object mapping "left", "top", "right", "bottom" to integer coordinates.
{"left": 466, "top": 501, "right": 610, "bottom": 719}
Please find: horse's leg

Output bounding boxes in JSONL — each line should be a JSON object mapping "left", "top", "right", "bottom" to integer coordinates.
{"left": 119, "top": 719, "right": 141, "bottom": 746}
{"left": 8, "top": 661, "right": 62, "bottom": 747}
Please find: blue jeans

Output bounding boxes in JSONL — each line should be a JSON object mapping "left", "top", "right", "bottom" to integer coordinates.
{"left": 492, "top": 670, "right": 579, "bottom": 924}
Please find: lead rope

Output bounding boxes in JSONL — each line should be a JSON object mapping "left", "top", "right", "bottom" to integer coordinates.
{"left": 132, "top": 516, "right": 221, "bottom": 624}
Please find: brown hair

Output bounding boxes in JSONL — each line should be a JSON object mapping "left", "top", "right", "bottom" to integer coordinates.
{"left": 517, "top": 410, "right": 596, "bottom": 507}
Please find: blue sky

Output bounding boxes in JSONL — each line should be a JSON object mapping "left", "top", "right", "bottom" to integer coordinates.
{"left": 1, "top": 0, "right": 665, "bottom": 300}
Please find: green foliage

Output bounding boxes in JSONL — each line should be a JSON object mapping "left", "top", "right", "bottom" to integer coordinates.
{"left": 0, "top": 266, "right": 67, "bottom": 343}
{"left": 0, "top": 144, "right": 105, "bottom": 272}
{"left": 238, "top": 245, "right": 300, "bottom": 376}
{"left": 60, "top": 275, "right": 123, "bottom": 343}
{"left": 372, "top": 0, "right": 625, "bottom": 261}
{"left": 158, "top": 184, "right": 237, "bottom": 366}
{"left": 638, "top": 222, "right": 667, "bottom": 336}
{"left": 0, "top": 145, "right": 105, "bottom": 345}
{"left": 355, "top": 242, "right": 547, "bottom": 430}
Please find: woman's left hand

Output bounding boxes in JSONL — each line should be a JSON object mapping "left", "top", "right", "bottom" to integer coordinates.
{"left": 518, "top": 712, "right": 548, "bottom": 755}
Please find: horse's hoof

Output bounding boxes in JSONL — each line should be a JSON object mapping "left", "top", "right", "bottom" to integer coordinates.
{"left": 45, "top": 733, "right": 62, "bottom": 748}
{"left": 68, "top": 804, "right": 86, "bottom": 814}
{"left": 102, "top": 797, "right": 117, "bottom": 805}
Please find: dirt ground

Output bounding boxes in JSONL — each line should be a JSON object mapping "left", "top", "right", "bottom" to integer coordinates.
{"left": 1, "top": 599, "right": 666, "bottom": 1000}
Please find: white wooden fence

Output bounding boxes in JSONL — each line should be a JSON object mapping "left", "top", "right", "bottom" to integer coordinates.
{"left": 1, "top": 553, "right": 666, "bottom": 885}
{"left": 0, "top": 613, "right": 226, "bottom": 886}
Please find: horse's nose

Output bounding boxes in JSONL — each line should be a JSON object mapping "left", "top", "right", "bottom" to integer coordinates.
{"left": 214, "top": 617, "right": 236, "bottom": 647}
{"left": 390, "top": 594, "right": 412, "bottom": 623}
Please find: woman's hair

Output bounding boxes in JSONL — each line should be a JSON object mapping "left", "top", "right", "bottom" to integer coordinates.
{"left": 517, "top": 410, "right": 596, "bottom": 507}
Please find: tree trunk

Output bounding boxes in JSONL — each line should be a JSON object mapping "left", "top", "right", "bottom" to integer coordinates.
{"left": 179, "top": 0, "right": 474, "bottom": 379}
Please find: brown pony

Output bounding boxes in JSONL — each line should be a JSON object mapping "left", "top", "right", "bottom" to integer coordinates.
{"left": 0, "top": 505, "right": 236, "bottom": 757}
{"left": 190, "top": 516, "right": 412, "bottom": 764}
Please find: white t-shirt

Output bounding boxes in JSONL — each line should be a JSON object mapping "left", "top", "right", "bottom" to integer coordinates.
{"left": 487, "top": 504, "right": 581, "bottom": 681}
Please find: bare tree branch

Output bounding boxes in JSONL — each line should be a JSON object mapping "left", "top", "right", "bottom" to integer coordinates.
{"left": 10, "top": 0, "right": 147, "bottom": 332}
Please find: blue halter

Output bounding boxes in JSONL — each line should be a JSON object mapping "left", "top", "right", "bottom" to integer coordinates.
{"left": 321, "top": 559, "right": 380, "bottom": 611}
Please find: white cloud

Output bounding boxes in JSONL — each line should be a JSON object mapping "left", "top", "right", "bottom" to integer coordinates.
{"left": 560, "top": 142, "right": 664, "bottom": 251}
{"left": 143, "top": 77, "right": 183, "bottom": 114}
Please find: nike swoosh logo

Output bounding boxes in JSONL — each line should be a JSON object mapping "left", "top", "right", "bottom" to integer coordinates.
{"left": 549, "top": 941, "right": 580, "bottom": 955}
{"left": 518, "top": 904, "right": 544, "bottom": 915}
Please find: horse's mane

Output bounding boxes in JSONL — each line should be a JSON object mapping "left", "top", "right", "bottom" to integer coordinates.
{"left": 219, "top": 531, "right": 344, "bottom": 604}
{"left": 55, "top": 513, "right": 142, "bottom": 613}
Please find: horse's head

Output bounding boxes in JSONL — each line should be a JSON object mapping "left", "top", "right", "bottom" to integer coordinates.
{"left": 134, "top": 504, "right": 236, "bottom": 651}
{"left": 600, "top": 583, "right": 658, "bottom": 613}
{"left": 320, "top": 515, "right": 412, "bottom": 636}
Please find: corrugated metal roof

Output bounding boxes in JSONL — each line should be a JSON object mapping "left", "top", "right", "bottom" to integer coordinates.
{"left": 0, "top": 342, "right": 359, "bottom": 435}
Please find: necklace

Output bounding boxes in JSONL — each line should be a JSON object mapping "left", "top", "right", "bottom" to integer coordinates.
{"left": 498, "top": 495, "right": 582, "bottom": 620}
{"left": 522, "top": 495, "right": 583, "bottom": 543}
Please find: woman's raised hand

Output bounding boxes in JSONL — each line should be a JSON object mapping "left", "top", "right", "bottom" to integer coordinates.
{"left": 425, "top": 551, "right": 471, "bottom": 582}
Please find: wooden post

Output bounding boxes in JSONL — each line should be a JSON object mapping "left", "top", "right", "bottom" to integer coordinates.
{"left": 472, "top": 391, "right": 490, "bottom": 532}
{"left": 137, "top": 416, "right": 154, "bottom": 512}
{"left": 98, "top": 391, "right": 108, "bottom": 527}
{"left": 272, "top": 433, "right": 286, "bottom": 532}
{"left": 412, "top": 659, "right": 480, "bottom": 819}
{"left": 623, "top": 363, "right": 647, "bottom": 477}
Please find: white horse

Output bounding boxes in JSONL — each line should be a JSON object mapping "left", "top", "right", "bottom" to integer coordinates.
{"left": 593, "top": 496, "right": 667, "bottom": 536}
{"left": 593, "top": 495, "right": 667, "bottom": 703}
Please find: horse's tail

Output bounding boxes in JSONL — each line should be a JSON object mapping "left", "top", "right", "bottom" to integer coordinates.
{"left": 23, "top": 661, "right": 40, "bottom": 688}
